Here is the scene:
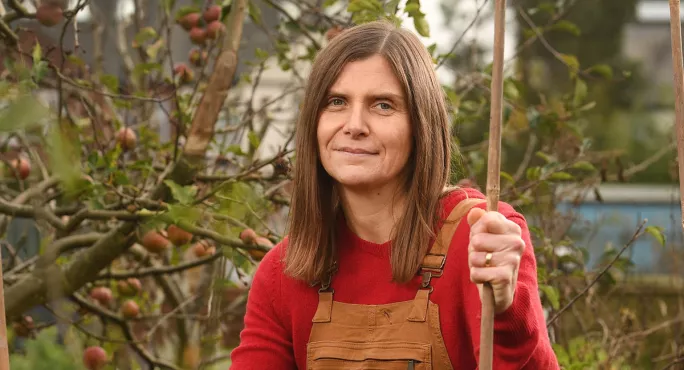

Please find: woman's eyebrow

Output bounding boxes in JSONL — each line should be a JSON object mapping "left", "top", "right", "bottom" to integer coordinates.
{"left": 371, "top": 92, "right": 404, "bottom": 102}
{"left": 327, "top": 90, "right": 404, "bottom": 102}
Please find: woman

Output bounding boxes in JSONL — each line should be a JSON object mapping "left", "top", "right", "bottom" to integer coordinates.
{"left": 230, "top": 20, "right": 559, "bottom": 369}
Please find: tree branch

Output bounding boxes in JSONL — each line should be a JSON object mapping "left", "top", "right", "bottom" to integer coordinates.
{"left": 183, "top": 0, "right": 248, "bottom": 158}
{"left": 96, "top": 252, "right": 222, "bottom": 280}
{"left": 5, "top": 222, "right": 137, "bottom": 318}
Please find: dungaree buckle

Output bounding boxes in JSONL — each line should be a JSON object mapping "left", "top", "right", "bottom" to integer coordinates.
{"left": 419, "top": 271, "right": 437, "bottom": 293}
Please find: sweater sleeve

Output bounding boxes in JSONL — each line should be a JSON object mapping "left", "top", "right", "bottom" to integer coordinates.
{"left": 463, "top": 204, "right": 560, "bottom": 369}
{"left": 229, "top": 245, "right": 296, "bottom": 369}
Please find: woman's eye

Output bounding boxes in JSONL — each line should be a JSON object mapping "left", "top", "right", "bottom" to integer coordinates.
{"left": 329, "top": 98, "right": 344, "bottom": 106}
{"left": 378, "top": 102, "right": 392, "bottom": 110}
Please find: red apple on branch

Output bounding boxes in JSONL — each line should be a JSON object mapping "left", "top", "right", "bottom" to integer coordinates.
{"left": 121, "top": 299, "right": 140, "bottom": 318}
{"left": 203, "top": 5, "right": 222, "bottom": 23}
{"left": 167, "top": 224, "right": 193, "bottom": 245}
{"left": 141, "top": 230, "right": 171, "bottom": 254}
{"left": 178, "top": 12, "right": 201, "bottom": 31}
{"left": 116, "top": 127, "right": 137, "bottom": 151}
{"left": 83, "top": 346, "right": 108, "bottom": 370}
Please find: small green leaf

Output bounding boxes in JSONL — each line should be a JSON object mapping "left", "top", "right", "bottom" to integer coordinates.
{"left": 550, "top": 20, "right": 580, "bottom": 36}
{"left": 426, "top": 43, "right": 437, "bottom": 57}
{"left": 413, "top": 15, "right": 430, "bottom": 37}
{"left": 548, "top": 171, "right": 574, "bottom": 181}
{"left": 572, "top": 78, "right": 587, "bottom": 108}
{"left": 226, "top": 144, "right": 245, "bottom": 156}
{"left": 132, "top": 27, "right": 158, "bottom": 48}
{"left": 560, "top": 53, "right": 580, "bottom": 76}
{"left": 577, "top": 101, "right": 597, "bottom": 112}
{"left": 100, "top": 74, "right": 119, "bottom": 93}
{"left": 526, "top": 166, "right": 542, "bottom": 181}
{"left": 404, "top": 3, "right": 420, "bottom": 15}
{"left": 535, "top": 151, "right": 552, "bottom": 163}
{"left": 254, "top": 47, "right": 269, "bottom": 61}
{"left": 165, "top": 204, "right": 202, "bottom": 225}
{"left": 248, "top": 0, "right": 263, "bottom": 25}
{"left": 32, "top": 61, "right": 49, "bottom": 82}
{"left": 645, "top": 225, "right": 665, "bottom": 246}
{"left": 323, "top": 0, "right": 338, "bottom": 7}
{"left": 163, "top": 180, "right": 198, "bottom": 205}
{"left": 146, "top": 39, "right": 165, "bottom": 59}
{"left": 248, "top": 131, "right": 260, "bottom": 150}
{"left": 539, "top": 284, "right": 560, "bottom": 310}
{"left": 587, "top": 64, "right": 613, "bottom": 80}
{"left": 32, "top": 43, "right": 42, "bottom": 64}
{"left": 503, "top": 79, "right": 519, "bottom": 100}
{"left": 571, "top": 161, "right": 596, "bottom": 171}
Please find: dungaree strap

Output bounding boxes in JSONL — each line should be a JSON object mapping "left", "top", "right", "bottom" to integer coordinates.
{"left": 409, "top": 198, "right": 484, "bottom": 321}
{"left": 421, "top": 198, "right": 485, "bottom": 272}
{"left": 312, "top": 291, "right": 333, "bottom": 322}
{"left": 407, "top": 289, "right": 430, "bottom": 322}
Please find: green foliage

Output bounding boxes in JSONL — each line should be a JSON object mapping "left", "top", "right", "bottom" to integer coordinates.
{"left": 10, "top": 328, "right": 85, "bottom": 370}
{"left": 552, "top": 337, "right": 632, "bottom": 370}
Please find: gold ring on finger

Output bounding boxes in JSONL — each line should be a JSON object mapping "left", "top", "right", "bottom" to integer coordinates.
{"left": 484, "top": 252, "right": 493, "bottom": 267}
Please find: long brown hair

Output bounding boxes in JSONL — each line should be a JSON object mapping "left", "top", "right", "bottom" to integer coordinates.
{"left": 285, "top": 20, "right": 454, "bottom": 284}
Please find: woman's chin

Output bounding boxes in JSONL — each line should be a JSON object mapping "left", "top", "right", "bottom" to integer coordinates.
{"left": 331, "top": 173, "right": 379, "bottom": 190}
{"left": 331, "top": 172, "right": 400, "bottom": 192}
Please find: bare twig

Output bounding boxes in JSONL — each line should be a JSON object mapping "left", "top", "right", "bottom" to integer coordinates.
{"left": 436, "top": 0, "right": 489, "bottom": 69}
{"left": 263, "top": 0, "right": 321, "bottom": 50}
{"left": 546, "top": 220, "right": 647, "bottom": 327}
{"left": 97, "top": 252, "right": 223, "bottom": 280}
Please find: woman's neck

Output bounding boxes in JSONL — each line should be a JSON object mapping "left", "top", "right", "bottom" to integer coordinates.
{"left": 337, "top": 184, "right": 407, "bottom": 244}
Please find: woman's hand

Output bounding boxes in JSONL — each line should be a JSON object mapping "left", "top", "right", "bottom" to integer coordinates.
{"left": 466, "top": 207, "right": 525, "bottom": 314}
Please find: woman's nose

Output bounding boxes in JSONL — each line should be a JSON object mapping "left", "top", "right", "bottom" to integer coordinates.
{"left": 342, "top": 105, "right": 369, "bottom": 137}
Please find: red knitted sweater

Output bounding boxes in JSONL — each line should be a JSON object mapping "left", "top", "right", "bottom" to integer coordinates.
{"left": 229, "top": 188, "right": 560, "bottom": 369}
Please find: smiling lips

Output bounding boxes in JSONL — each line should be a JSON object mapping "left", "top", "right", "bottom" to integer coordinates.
{"left": 335, "top": 147, "right": 379, "bottom": 155}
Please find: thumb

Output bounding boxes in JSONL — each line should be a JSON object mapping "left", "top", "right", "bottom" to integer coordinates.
{"left": 467, "top": 207, "right": 486, "bottom": 227}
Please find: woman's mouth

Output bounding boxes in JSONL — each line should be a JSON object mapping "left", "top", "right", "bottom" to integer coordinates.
{"left": 335, "top": 147, "right": 378, "bottom": 155}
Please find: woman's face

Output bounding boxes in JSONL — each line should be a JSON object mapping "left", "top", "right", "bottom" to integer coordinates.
{"left": 317, "top": 55, "right": 412, "bottom": 192}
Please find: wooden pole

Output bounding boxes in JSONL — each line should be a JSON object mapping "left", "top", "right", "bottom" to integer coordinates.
{"left": 481, "top": 0, "right": 507, "bottom": 369}
{"left": 0, "top": 247, "right": 9, "bottom": 370}
{"left": 668, "top": 1, "right": 684, "bottom": 236}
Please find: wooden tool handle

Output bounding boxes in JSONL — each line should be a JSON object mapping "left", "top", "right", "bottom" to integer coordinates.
{"left": 481, "top": 0, "right": 507, "bottom": 368}
{"left": 668, "top": 1, "right": 684, "bottom": 234}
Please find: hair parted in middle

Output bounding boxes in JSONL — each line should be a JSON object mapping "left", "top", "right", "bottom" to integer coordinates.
{"left": 285, "top": 19, "right": 458, "bottom": 285}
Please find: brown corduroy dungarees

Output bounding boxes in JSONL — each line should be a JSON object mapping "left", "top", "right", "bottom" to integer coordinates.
{"left": 306, "top": 198, "right": 482, "bottom": 369}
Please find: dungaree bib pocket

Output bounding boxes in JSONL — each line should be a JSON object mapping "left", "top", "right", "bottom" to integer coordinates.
{"left": 307, "top": 341, "right": 432, "bottom": 369}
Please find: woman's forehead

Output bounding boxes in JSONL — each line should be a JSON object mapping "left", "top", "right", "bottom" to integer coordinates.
{"left": 328, "top": 57, "right": 405, "bottom": 97}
